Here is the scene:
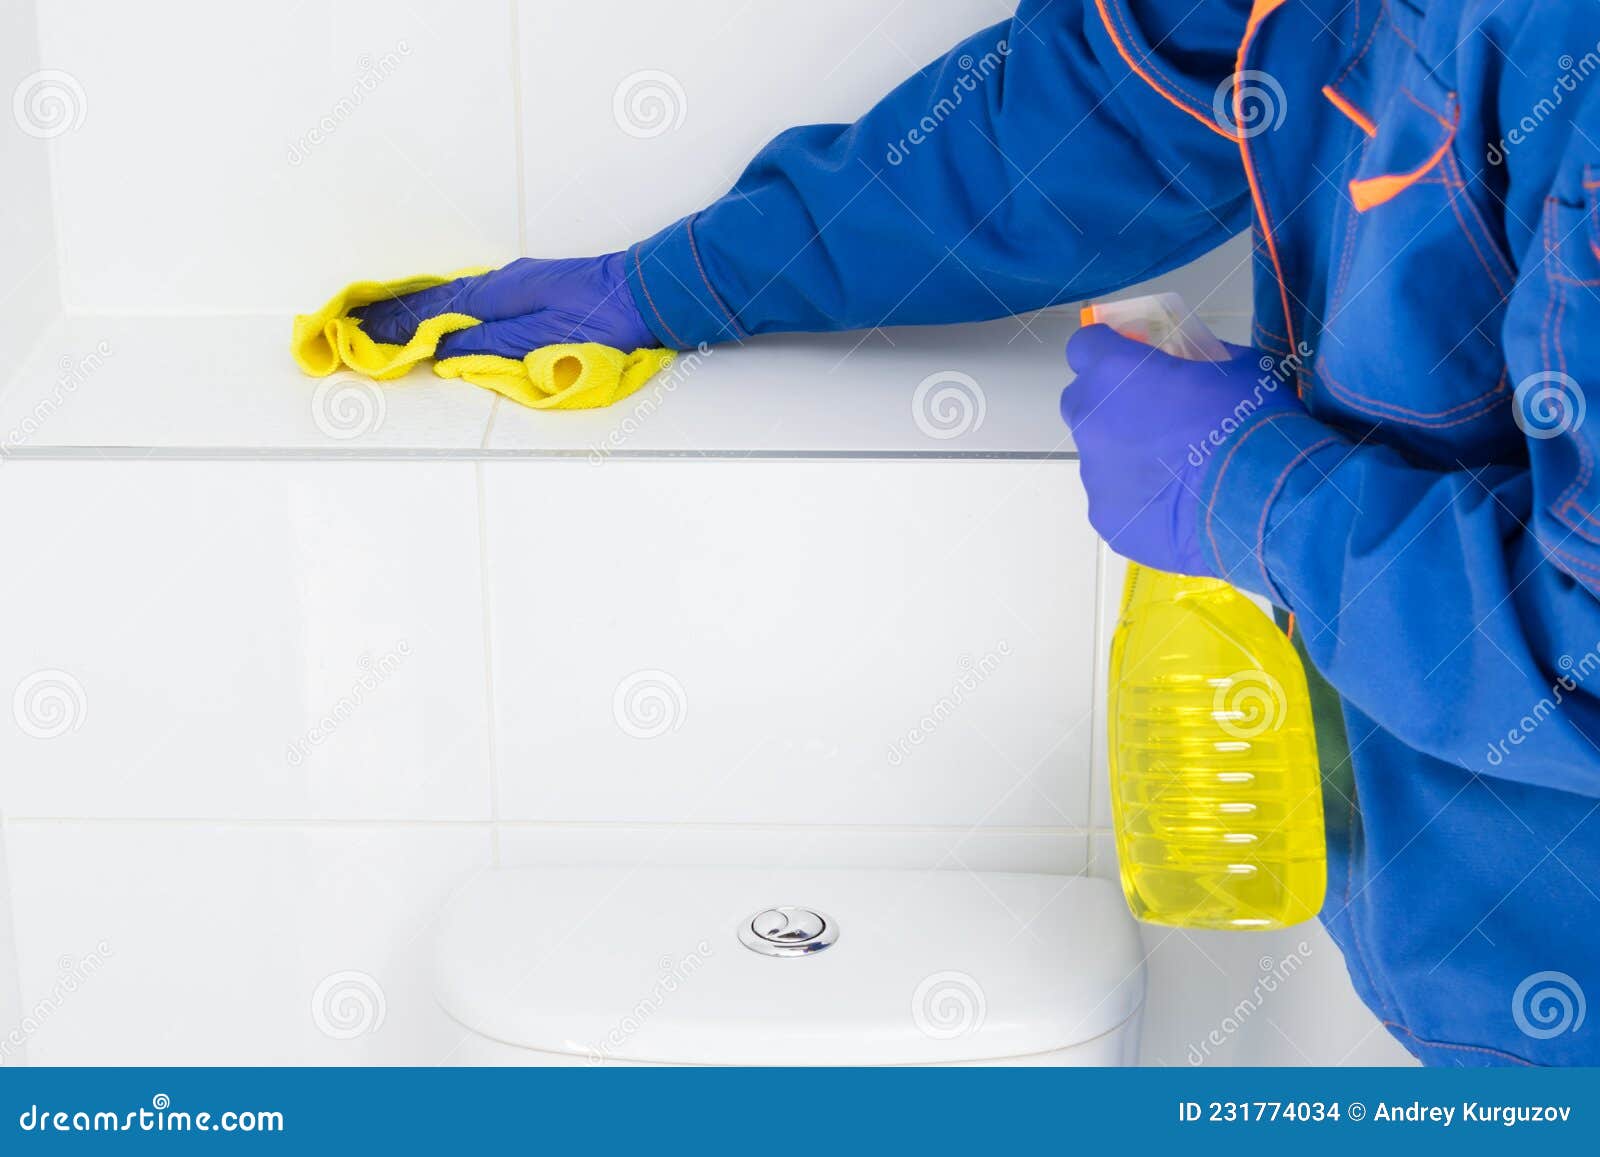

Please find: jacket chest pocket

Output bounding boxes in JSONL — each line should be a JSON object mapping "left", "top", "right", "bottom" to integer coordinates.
{"left": 1313, "top": 33, "right": 1515, "bottom": 463}
{"left": 1532, "top": 176, "right": 1600, "bottom": 552}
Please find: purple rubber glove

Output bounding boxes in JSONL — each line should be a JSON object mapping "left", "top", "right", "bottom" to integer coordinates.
{"left": 351, "top": 252, "right": 661, "bottom": 357}
{"left": 1060, "top": 325, "right": 1305, "bottom": 577}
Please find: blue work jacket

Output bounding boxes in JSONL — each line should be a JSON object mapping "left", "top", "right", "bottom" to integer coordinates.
{"left": 625, "top": 0, "right": 1600, "bottom": 1066}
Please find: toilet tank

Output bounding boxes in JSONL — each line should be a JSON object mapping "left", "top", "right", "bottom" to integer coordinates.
{"left": 430, "top": 866, "right": 1145, "bottom": 1066}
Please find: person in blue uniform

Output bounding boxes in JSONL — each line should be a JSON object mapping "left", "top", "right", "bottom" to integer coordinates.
{"left": 356, "top": 0, "right": 1600, "bottom": 1065}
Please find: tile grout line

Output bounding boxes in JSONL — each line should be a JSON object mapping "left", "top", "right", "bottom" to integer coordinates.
{"left": 475, "top": 461, "right": 504, "bottom": 866}
{"left": 1, "top": 816, "right": 1116, "bottom": 834}
{"left": 1084, "top": 535, "right": 1108, "bottom": 870}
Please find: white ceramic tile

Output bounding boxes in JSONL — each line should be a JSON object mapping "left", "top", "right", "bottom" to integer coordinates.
{"left": 1087, "top": 829, "right": 1118, "bottom": 882}
{"left": 3, "top": 820, "right": 492, "bottom": 1064}
{"left": 1093, "top": 690, "right": 1404, "bottom": 1067}
{"left": 1090, "top": 544, "right": 1122, "bottom": 829}
{"left": 37, "top": 0, "right": 520, "bottom": 312}
{"left": 0, "top": 315, "right": 496, "bottom": 452}
{"left": 0, "top": 460, "right": 492, "bottom": 820}
{"left": 517, "top": 0, "right": 1011, "bottom": 255}
{"left": 484, "top": 459, "right": 1096, "bottom": 827}
{"left": 485, "top": 311, "right": 1077, "bottom": 457}
{"left": 0, "top": 819, "right": 24, "bottom": 1067}
{"left": 497, "top": 824, "right": 1089, "bottom": 876}
{"left": 0, "top": 0, "right": 61, "bottom": 352}
{"left": 1088, "top": 833, "right": 1412, "bottom": 1066}
{"left": 1135, "top": 919, "right": 1415, "bottom": 1067}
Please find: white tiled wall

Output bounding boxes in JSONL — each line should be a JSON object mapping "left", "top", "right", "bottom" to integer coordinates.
{"left": 1, "top": 0, "right": 59, "bottom": 353}
{"left": 36, "top": 0, "right": 521, "bottom": 312}
{"left": 4, "top": 820, "right": 490, "bottom": 1064}
{"left": 0, "top": 457, "right": 1100, "bottom": 1063}
{"left": 0, "top": 823, "right": 22, "bottom": 1067}
{"left": 0, "top": 461, "right": 493, "bottom": 821}
{"left": 482, "top": 460, "right": 1094, "bottom": 829}
{"left": 516, "top": 0, "right": 1014, "bottom": 256}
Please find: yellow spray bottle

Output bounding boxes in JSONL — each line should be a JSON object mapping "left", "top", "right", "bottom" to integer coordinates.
{"left": 1084, "top": 294, "right": 1326, "bottom": 931}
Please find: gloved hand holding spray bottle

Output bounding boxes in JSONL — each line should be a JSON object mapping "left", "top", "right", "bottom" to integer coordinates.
{"left": 1079, "top": 294, "right": 1325, "bottom": 931}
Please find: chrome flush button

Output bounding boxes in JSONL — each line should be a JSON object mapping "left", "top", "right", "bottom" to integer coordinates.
{"left": 738, "top": 906, "right": 838, "bottom": 957}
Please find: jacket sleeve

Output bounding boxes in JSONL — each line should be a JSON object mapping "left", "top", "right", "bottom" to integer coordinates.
{"left": 1196, "top": 75, "right": 1600, "bottom": 800}
{"left": 624, "top": 0, "right": 1254, "bottom": 348}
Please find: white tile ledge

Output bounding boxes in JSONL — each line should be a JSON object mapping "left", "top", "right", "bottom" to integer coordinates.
{"left": 0, "top": 311, "right": 1083, "bottom": 460}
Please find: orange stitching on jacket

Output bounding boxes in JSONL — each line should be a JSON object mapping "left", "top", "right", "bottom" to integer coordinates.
{"left": 1256, "top": 435, "right": 1342, "bottom": 599}
{"left": 1102, "top": 0, "right": 1208, "bottom": 116}
{"left": 1556, "top": 500, "right": 1600, "bottom": 548}
{"left": 1329, "top": 2, "right": 1385, "bottom": 90}
{"left": 1541, "top": 205, "right": 1595, "bottom": 528}
{"left": 1204, "top": 408, "right": 1298, "bottom": 575}
{"left": 1381, "top": 1022, "right": 1537, "bottom": 1066}
{"left": 631, "top": 243, "right": 686, "bottom": 350}
{"left": 1402, "top": 86, "right": 1455, "bottom": 133}
{"left": 685, "top": 213, "right": 748, "bottom": 339}
{"left": 1341, "top": 784, "right": 1397, "bottom": 1023}
{"left": 1381, "top": 0, "right": 1419, "bottom": 52}
{"left": 1442, "top": 170, "right": 1511, "bottom": 298}
{"left": 1318, "top": 359, "right": 1508, "bottom": 427}
{"left": 1445, "top": 150, "right": 1516, "bottom": 286}
{"left": 1587, "top": 185, "right": 1600, "bottom": 262}
{"left": 1093, "top": 0, "right": 1238, "bottom": 140}
{"left": 1328, "top": 169, "right": 1365, "bottom": 323}
{"left": 1253, "top": 324, "right": 1291, "bottom": 354}
{"left": 1548, "top": 263, "right": 1600, "bottom": 538}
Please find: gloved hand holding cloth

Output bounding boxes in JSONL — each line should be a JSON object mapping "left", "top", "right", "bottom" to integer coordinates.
{"left": 292, "top": 253, "right": 676, "bottom": 411}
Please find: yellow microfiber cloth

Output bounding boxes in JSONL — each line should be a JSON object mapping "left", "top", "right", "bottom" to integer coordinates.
{"left": 291, "top": 269, "right": 676, "bottom": 411}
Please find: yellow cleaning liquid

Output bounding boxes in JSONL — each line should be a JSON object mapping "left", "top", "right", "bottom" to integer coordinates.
{"left": 1085, "top": 293, "right": 1325, "bottom": 930}
{"left": 1108, "top": 566, "right": 1324, "bottom": 929}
